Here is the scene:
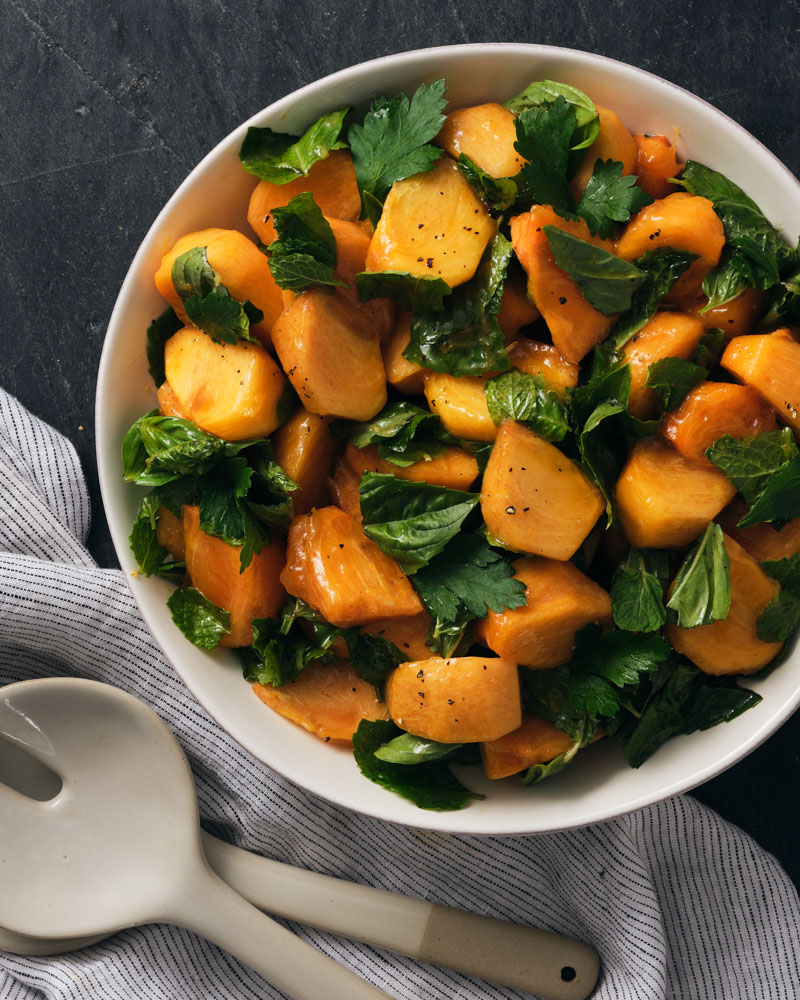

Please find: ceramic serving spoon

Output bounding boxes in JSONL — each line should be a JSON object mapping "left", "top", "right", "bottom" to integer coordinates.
{"left": 0, "top": 677, "right": 600, "bottom": 999}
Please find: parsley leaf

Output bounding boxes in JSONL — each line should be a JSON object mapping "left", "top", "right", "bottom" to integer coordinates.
{"left": 576, "top": 159, "right": 653, "bottom": 239}
{"left": 504, "top": 79, "right": 600, "bottom": 153}
{"left": 347, "top": 80, "right": 447, "bottom": 225}
{"left": 706, "top": 428, "right": 800, "bottom": 516}
{"left": 610, "top": 548, "right": 669, "bottom": 633}
{"left": 513, "top": 97, "right": 578, "bottom": 218}
{"left": 544, "top": 226, "right": 647, "bottom": 315}
{"left": 484, "top": 370, "right": 570, "bottom": 442}
{"left": 171, "top": 246, "right": 259, "bottom": 345}
{"left": 146, "top": 307, "right": 182, "bottom": 386}
{"left": 355, "top": 271, "right": 451, "bottom": 313}
{"left": 167, "top": 586, "right": 232, "bottom": 649}
{"left": 644, "top": 357, "right": 707, "bottom": 411}
{"left": 238, "top": 108, "right": 349, "bottom": 184}
{"left": 666, "top": 523, "right": 731, "bottom": 627}
{"left": 346, "top": 401, "right": 454, "bottom": 467}
{"left": 266, "top": 192, "right": 347, "bottom": 292}
{"left": 457, "top": 154, "right": 519, "bottom": 212}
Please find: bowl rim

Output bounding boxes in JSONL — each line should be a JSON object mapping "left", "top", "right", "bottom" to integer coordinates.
{"left": 97, "top": 42, "right": 800, "bottom": 835}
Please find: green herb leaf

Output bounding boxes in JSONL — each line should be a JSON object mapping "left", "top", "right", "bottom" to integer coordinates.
{"left": 610, "top": 548, "right": 669, "bottom": 633}
{"left": 242, "top": 607, "right": 340, "bottom": 687}
{"left": 355, "top": 271, "right": 452, "bottom": 313}
{"left": 353, "top": 719, "right": 480, "bottom": 810}
{"left": 513, "top": 97, "right": 579, "bottom": 218}
{"left": 358, "top": 473, "right": 479, "bottom": 572}
{"left": 403, "top": 232, "right": 512, "bottom": 377}
{"left": 544, "top": 226, "right": 646, "bottom": 315}
{"left": 761, "top": 553, "right": 800, "bottom": 594}
{"left": 521, "top": 728, "right": 584, "bottom": 786}
{"left": 666, "top": 523, "right": 731, "bottom": 627}
{"left": 504, "top": 80, "right": 600, "bottom": 152}
{"left": 171, "top": 246, "right": 259, "bottom": 345}
{"left": 346, "top": 401, "right": 454, "bottom": 467}
{"left": 167, "top": 586, "right": 231, "bottom": 649}
{"left": 346, "top": 632, "right": 406, "bottom": 698}
{"left": 484, "top": 370, "right": 570, "bottom": 442}
{"left": 757, "top": 591, "right": 800, "bottom": 642}
{"left": 129, "top": 496, "right": 171, "bottom": 577}
{"left": 644, "top": 357, "right": 707, "bottom": 411}
{"left": 457, "top": 154, "right": 519, "bottom": 212}
{"left": 374, "top": 733, "right": 463, "bottom": 765}
{"left": 700, "top": 250, "right": 750, "bottom": 311}
{"left": 706, "top": 428, "right": 799, "bottom": 509}
{"left": 694, "top": 328, "right": 726, "bottom": 368}
{"left": 347, "top": 80, "right": 447, "bottom": 223}
{"left": 238, "top": 108, "right": 349, "bottom": 184}
{"left": 738, "top": 456, "right": 800, "bottom": 528}
{"left": 576, "top": 159, "right": 653, "bottom": 240}
{"left": 146, "top": 308, "right": 182, "bottom": 386}
{"left": 266, "top": 192, "right": 347, "bottom": 292}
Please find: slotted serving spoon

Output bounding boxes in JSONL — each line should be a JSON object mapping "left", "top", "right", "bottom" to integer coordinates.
{"left": 0, "top": 677, "right": 599, "bottom": 999}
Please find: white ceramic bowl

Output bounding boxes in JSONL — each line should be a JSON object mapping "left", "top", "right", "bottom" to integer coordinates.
{"left": 97, "top": 43, "right": 800, "bottom": 834}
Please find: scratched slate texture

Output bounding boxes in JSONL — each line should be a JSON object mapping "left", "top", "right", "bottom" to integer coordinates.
{"left": 3, "top": 0, "right": 800, "bottom": 883}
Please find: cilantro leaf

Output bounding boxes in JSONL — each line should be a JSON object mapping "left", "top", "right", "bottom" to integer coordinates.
{"left": 238, "top": 108, "right": 349, "bottom": 184}
{"left": 644, "top": 357, "right": 707, "bottom": 411}
{"left": 346, "top": 401, "right": 454, "bottom": 467}
{"left": 403, "top": 232, "right": 512, "bottom": 376}
{"left": 355, "top": 271, "right": 451, "bottom": 313}
{"left": 513, "top": 97, "right": 578, "bottom": 218}
{"left": 167, "top": 587, "right": 231, "bottom": 649}
{"left": 504, "top": 80, "right": 600, "bottom": 152}
{"left": 146, "top": 307, "right": 182, "bottom": 386}
{"left": 706, "top": 428, "right": 799, "bottom": 510}
{"left": 353, "top": 720, "right": 480, "bottom": 810}
{"left": 544, "top": 226, "right": 647, "bottom": 314}
{"left": 347, "top": 80, "right": 447, "bottom": 225}
{"left": 666, "top": 523, "right": 731, "bottom": 627}
{"left": 358, "top": 473, "right": 479, "bottom": 572}
{"left": 266, "top": 192, "right": 347, "bottom": 292}
{"left": 576, "top": 159, "right": 653, "bottom": 239}
{"left": 457, "top": 154, "right": 519, "bottom": 212}
{"left": 610, "top": 548, "right": 669, "bottom": 633}
{"left": 374, "top": 733, "right": 463, "bottom": 765}
{"left": 484, "top": 370, "right": 570, "bottom": 442}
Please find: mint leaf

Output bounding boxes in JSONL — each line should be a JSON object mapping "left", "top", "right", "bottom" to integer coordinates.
{"left": 761, "top": 553, "right": 800, "bottom": 594}
{"left": 610, "top": 548, "right": 669, "bottom": 633}
{"left": 266, "top": 192, "right": 346, "bottom": 292}
{"left": 666, "top": 523, "right": 731, "bottom": 627}
{"left": 504, "top": 80, "right": 600, "bottom": 152}
{"left": 346, "top": 401, "right": 454, "bottom": 467}
{"left": 242, "top": 605, "right": 340, "bottom": 687}
{"left": 171, "top": 246, "right": 259, "bottom": 345}
{"left": 347, "top": 80, "right": 447, "bottom": 224}
{"left": 695, "top": 328, "right": 726, "bottom": 368}
{"left": 129, "top": 497, "right": 171, "bottom": 577}
{"left": 358, "top": 472, "right": 479, "bottom": 572}
{"left": 172, "top": 245, "right": 218, "bottom": 300}
{"left": 355, "top": 271, "right": 452, "bottom": 313}
{"left": 146, "top": 307, "right": 182, "bottom": 386}
{"left": 544, "top": 226, "right": 647, "bottom": 314}
{"left": 484, "top": 370, "right": 570, "bottom": 442}
{"left": 757, "top": 591, "right": 800, "bottom": 642}
{"left": 706, "top": 428, "right": 799, "bottom": 509}
{"left": 167, "top": 586, "right": 231, "bottom": 649}
{"left": 238, "top": 107, "right": 349, "bottom": 184}
{"left": 374, "top": 733, "right": 463, "bottom": 765}
{"left": 739, "top": 456, "right": 800, "bottom": 528}
{"left": 576, "top": 159, "right": 653, "bottom": 239}
{"left": 403, "top": 232, "right": 512, "bottom": 376}
{"left": 457, "top": 154, "right": 519, "bottom": 212}
{"left": 700, "top": 249, "right": 750, "bottom": 311}
{"left": 513, "top": 97, "right": 578, "bottom": 218}
{"left": 521, "top": 730, "right": 584, "bottom": 786}
{"left": 644, "top": 357, "right": 707, "bottom": 411}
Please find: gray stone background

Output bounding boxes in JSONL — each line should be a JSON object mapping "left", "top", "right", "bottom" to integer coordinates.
{"left": 3, "top": 0, "right": 800, "bottom": 884}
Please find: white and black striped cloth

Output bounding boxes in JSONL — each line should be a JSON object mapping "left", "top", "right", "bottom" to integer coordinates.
{"left": 1, "top": 387, "right": 799, "bottom": 1000}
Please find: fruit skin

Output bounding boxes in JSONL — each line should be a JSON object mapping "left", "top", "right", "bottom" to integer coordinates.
{"left": 183, "top": 505, "right": 285, "bottom": 648}
{"left": 343, "top": 443, "right": 479, "bottom": 492}
{"left": 616, "top": 437, "right": 736, "bottom": 549}
{"left": 481, "top": 715, "right": 577, "bottom": 780}
{"left": 424, "top": 372, "right": 496, "bottom": 442}
{"left": 280, "top": 506, "right": 423, "bottom": 628}
{"left": 622, "top": 311, "right": 705, "bottom": 420}
{"left": 718, "top": 498, "right": 800, "bottom": 563}
{"left": 570, "top": 105, "right": 638, "bottom": 198}
{"left": 435, "top": 103, "right": 525, "bottom": 178}
{"left": 722, "top": 329, "right": 800, "bottom": 435}
{"left": 666, "top": 532, "right": 783, "bottom": 675}
{"left": 272, "top": 410, "right": 338, "bottom": 515}
{"left": 252, "top": 659, "right": 389, "bottom": 744}
{"left": 476, "top": 557, "right": 612, "bottom": 669}
{"left": 633, "top": 133, "right": 681, "bottom": 200}
{"left": 385, "top": 656, "right": 522, "bottom": 743}
{"left": 481, "top": 420, "right": 605, "bottom": 561}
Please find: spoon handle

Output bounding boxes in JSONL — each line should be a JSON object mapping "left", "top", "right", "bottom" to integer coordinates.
{"left": 168, "top": 863, "right": 393, "bottom": 1000}
{"left": 202, "top": 832, "right": 600, "bottom": 1000}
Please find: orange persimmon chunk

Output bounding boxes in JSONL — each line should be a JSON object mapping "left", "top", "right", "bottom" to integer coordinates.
{"left": 386, "top": 656, "right": 521, "bottom": 743}
{"left": 343, "top": 443, "right": 479, "bottom": 492}
{"left": 722, "top": 329, "right": 800, "bottom": 434}
{"left": 666, "top": 532, "right": 782, "bottom": 675}
{"left": 481, "top": 421, "right": 605, "bottom": 560}
{"left": 327, "top": 217, "right": 394, "bottom": 341}
{"left": 622, "top": 311, "right": 705, "bottom": 419}
{"left": 382, "top": 313, "right": 428, "bottom": 395}
{"left": 435, "top": 103, "right": 525, "bottom": 178}
{"left": 633, "top": 133, "right": 681, "bottom": 200}
{"left": 273, "top": 409, "right": 337, "bottom": 515}
{"left": 661, "top": 382, "right": 777, "bottom": 465}
{"left": 481, "top": 715, "right": 576, "bottom": 780}
{"left": 183, "top": 505, "right": 285, "bottom": 648}
{"left": 570, "top": 106, "right": 637, "bottom": 198}
{"left": 328, "top": 459, "right": 363, "bottom": 521}
{"left": 507, "top": 338, "right": 580, "bottom": 398}
{"left": 156, "top": 507, "right": 185, "bottom": 562}
{"left": 510, "top": 205, "right": 615, "bottom": 363}
{"left": 424, "top": 372, "right": 496, "bottom": 442}
{"left": 616, "top": 437, "right": 736, "bottom": 549}
{"left": 253, "top": 659, "right": 389, "bottom": 744}
{"left": 687, "top": 286, "right": 765, "bottom": 339}
{"left": 477, "top": 557, "right": 611, "bottom": 669}
{"left": 360, "top": 613, "right": 433, "bottom": 662}
{"left": 497, "top": 273, "right": 540, "bottom": 339}
{"left": 717, "top": 498, "right": 800, "bottom": 563}
{"left": 280, "top": 506, "right": 422, "bottom": 627}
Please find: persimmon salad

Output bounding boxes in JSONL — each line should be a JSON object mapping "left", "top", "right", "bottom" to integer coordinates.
{"left": 123, "top": 78, "right": 800, "bottom": 810}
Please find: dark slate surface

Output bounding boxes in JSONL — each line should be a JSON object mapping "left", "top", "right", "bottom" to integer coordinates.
{"left": 3, "top": 1, "right": 800, "bottom": 883}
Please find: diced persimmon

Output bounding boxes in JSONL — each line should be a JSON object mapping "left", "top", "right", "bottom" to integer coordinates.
{"left": 507, "top": 338, "right": 580, "bottom": 398}
{"left": 570, "top": 106, "right": 638, "bottom": 198}
{"left": 163, "top": 327, "right": 287, "bottom": 440}
{"left": 328, "top": 459, "right": 363, "bottom": 521}
{"left": 252, "top": 659, "right": 389, "bottom": 744}
{"left": 718, "top": 498, "right": 800, "bottom": 562}
{"left": 382, "top": 312, "right": 428, "bottom": 395}
{"left": 497, "top": 272, "right": 540, "bottom": 339}
{"left": 435, "top": 103, "right": 525, "bottom": 178}
{"left": 666, "top": 532, "right": 782, "bottom": 675}
{"left": 510, "top": 205, "right": 615, "bottom": 363}
{"left": 328, "top": 217, "right": 394, "bottom": 341}
{"left": 481, "top": 715, "right": 576, "bottom": 780}
{"left": 156, "top": 507, "right": 185, "bottom": 561}
{"left": 615, "top": 193, "right": 725, "bottom": 306}
{"left": 386, "top": 656, "right": 521, "bottom": 743}
{"left": 476, "top": 557, "right": 611, "bottom": 669}
{"left": 183, "top": 505, "right": 285, "bottom": 647}
{"left": 154, "top": 227, "right": 283, "bottom": 341}
{"left": 280, "top": 506, "right": 422, "bottom": 627}
{"left": 360, "top": 613, "right": 434, "bottom": 662}
{"left": 722, "top": 329, "right": 800, "bottom": 434}
{"left": 687, "top": 286, "right": 765, "bottom": 339}
{"left": 424, "top": 372, "right": 496, "bottom": 442}
{"left": 343, "top": 443, "right": 479, "bottom": 491}
{"left": 633, "top": 133, "right": 681, "bottom": 200}
{"left": 157, "top": 382, "right": 185, "bottom": 418}
{"left": 481, "top": 421, "right": 605, "bottom": 560}
{"left": 246, "top": 149, "right": 360, "bottom": 245}
{"left": 661, "top": 382, "right": 777, "bottom": 465}
{"left": 272, "top": 410, "right": 337, "bottom": 515}
{"left": 365, "top": 156, "right": 494, "bottom": 288}
{"left": 616, "top": 437, "right": 736, "bottom": 549}
{"left": 271, "top": 289, "right": 387, "bottom": 421}
{"left": 622, "top": 311, "right": 705, "bottom": 419}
